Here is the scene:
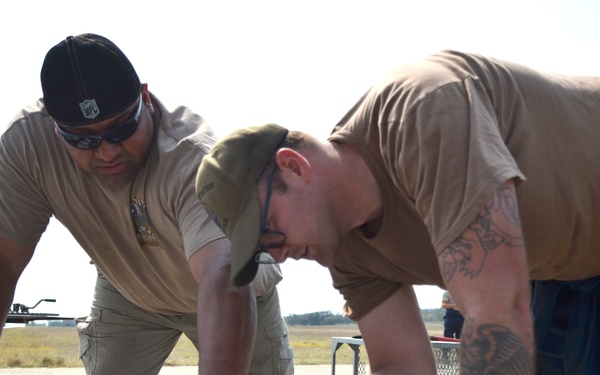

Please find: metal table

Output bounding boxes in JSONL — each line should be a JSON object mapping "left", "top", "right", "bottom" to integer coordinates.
{"left": 331, "top": 336, "right": 460, "bottom": 375}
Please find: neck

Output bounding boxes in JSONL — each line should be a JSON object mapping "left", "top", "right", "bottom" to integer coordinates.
{"left": 329, "top": 142, "right": 383, "bottom": 230}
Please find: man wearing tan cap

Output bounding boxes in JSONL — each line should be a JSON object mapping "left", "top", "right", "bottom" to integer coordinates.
{"left": 0, "top": 33, "right": 293, "bottom": 374}
{"left": 197, "top": 51, "right": 600, "bottom": 374}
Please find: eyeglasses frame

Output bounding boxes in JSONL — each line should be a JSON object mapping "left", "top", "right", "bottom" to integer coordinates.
{"left": 253, "top": 164, "right": 285, "bottom": 264}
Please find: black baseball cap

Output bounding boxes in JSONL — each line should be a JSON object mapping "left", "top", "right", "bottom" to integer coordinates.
{"left": 41, "top": 33, "right": 141, "bottom": 126}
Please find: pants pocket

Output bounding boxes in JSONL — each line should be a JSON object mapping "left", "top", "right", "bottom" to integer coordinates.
{"left": 75, "top": 308, "right": 101, "bottom": 374}
{"left": 265, "top": 318, "right": 294, "bottom": 375}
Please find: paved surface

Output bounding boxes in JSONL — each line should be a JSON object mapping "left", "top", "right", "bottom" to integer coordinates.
{"left": 0, "top": 365, "right": 362, "bottom": 374}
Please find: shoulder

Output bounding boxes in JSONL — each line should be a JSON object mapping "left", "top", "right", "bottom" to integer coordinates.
{"left": 152, "top": 94, "right": 217, "bottom": 155}
{"left": 3, "top": 99, "right": 51, "bottom": 137}
{"left": 142, "top": 95, "right": 218, "bottom": 195}
{"left": 331, "top": 51, "right": 491, "bottom": 138}
{"left": 370, "top": 50, "right": 516, "bottom": 103}
{"left": 1, "top": 100, "right": 61, "bottom": 160}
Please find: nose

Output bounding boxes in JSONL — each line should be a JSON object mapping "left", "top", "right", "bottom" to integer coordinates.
{"left": 94, "top": 141, "right": 121, "bottom": 161}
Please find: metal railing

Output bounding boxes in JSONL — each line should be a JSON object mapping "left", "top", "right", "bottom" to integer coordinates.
{"left": 331, "top": 336, "right": 460, "bottom": 375}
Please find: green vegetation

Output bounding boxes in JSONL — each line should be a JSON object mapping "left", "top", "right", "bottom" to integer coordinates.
{"left": 286, "top": 309, "right": 446, "bottom": 325}
{"left": 285, "top": 311, "right": 353, "bottom": 325}
{"left": 421, "top": 308, "right": 446, "bottom": 322}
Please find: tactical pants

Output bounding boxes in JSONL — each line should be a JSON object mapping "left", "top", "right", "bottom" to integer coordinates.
{"left": 76, "top": 272, "right": 294, "bottom": 374}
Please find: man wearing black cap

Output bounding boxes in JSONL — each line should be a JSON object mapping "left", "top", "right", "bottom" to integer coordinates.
{"left": 0, "top": 33, "right": 293, "bottom": 374}
{"left": 196, "top": 51, "right": 600, "bottom": 374}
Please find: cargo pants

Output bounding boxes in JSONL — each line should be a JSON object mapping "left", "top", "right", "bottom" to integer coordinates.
{"left": 76, "top": 272, "right": 294, "bottom": 374}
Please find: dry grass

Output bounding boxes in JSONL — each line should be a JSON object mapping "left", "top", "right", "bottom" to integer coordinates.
{"left": 290, "top": 325, "right": 362, "bottom": 365}
{"left": 1, "top": 323, "right": 445, "bottom": 368}
{"left": 0, "top": 327, "right": 78, "bottom": 368}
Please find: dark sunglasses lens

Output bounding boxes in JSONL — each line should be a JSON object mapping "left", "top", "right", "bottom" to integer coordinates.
{"left": 105, "top": 119, "right": 138, "bottom": 143}
{"left": 63, "top": 134, "right": 101, "bottom": 149}
{"left": 59, "top": 115, "right": 138, "bottom": 149}
{"left": 57, "top": 94, "right": 142, "bottom": 149}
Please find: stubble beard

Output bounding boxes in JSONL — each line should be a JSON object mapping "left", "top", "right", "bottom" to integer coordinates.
{"left": 92, "top": 162, "right": 141, "bottom": 190}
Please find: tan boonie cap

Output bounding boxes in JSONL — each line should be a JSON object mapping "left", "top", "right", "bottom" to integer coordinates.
{"left": 196, "top": 124, "right": 289, "bottom": 287}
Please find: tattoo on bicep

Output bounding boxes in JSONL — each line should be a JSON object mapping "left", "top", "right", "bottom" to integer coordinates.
{"left": 439, "top": 182, "right": 525, "bottom": 283}
{"left": 461, "top": 319, "right": 533, "bottom": 375}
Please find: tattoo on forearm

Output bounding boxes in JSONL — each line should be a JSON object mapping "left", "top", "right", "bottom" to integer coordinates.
{"left": 439, "top": 183, "right": 524, "bottom": 283}
{"left": 461, "top": 319, "right": 533, "bottom": 375}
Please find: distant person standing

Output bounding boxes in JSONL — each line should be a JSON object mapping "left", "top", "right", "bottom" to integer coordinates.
{"left": 441, "top": 291, "right": 464, "bottom": 339}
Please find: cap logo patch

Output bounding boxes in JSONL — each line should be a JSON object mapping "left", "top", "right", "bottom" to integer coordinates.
{"left": 79, "top": 99, "right": 100, "bottom": 119}
{"left": 197, "top": 182, "right": 214, "bottom": 200}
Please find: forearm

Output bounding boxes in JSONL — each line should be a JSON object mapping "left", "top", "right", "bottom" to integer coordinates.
{"left": 0, "top": 277, "right": 19, "bottom": 337}
{"left": 189, "top": 240, "right": 257, "bottom": 374}
{"left": 0, "top": 238, "right": 35, "bottom": 337}
{"left": 438, "top": 179, "right": 534, "bottom": 374}
{"left": 441, "top": 302, "right": 456, "bottom": 310}
{"left": 197, "top": 278, "right": 256, "bottom": 374}
{"left": 359, "top": 286, "right": 437, "bottom": 375}
{"left": 459, "top": 296, "right": 534, "bottom": 374}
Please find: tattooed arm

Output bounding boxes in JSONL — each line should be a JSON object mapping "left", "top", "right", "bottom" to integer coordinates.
{"left": 438, "top": 179, "right": 534, "bottom": 374}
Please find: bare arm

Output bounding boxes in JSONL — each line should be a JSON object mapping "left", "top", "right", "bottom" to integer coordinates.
{"left": 441, "top": 293, "right": 456, "bottom": 309}
{"left": 0, "top": 237, "right": 35, "bottom": 337}
{"left": 358, "top": 285, "right": 437, "bottom": 374}
{"left": 188, "top": 238, "right": 256, "bottom": 374}
{"left": 438, "top": 179, "right": 534, "bottom": 374}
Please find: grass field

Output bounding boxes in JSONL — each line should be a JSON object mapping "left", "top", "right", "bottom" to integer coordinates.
{"left": 0, "top": 323, "right": 444, "bottom": 368}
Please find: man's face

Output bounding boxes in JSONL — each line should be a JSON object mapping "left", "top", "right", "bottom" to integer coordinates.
{"left": 257, "top": 171, "right": 343, "bottom": 267}
{"left": 55, "top": 91, "right": 155, "bottom": 187}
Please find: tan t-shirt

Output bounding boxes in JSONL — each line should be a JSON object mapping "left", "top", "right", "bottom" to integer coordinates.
{"left": 0, "top": 94, "right": 224, "bottom": 314}
{"left": 329, "top": 50, "right": 600, "bottom": 320}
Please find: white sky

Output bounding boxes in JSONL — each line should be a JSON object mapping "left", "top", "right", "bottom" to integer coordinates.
{"left": 2, "top": 0, "right": 599, "bottom": 320}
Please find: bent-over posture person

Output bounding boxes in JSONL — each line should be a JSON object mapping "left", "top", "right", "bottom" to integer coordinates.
{"left": 0, "top": 33, "right": 294, "bottom": 375}
{"left": 197, "top": 50, "right": 600, "bottom": 374}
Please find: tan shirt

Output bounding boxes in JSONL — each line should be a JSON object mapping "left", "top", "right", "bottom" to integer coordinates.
{"left": 329, "top": 50, "right": 600, "bottom": 319}
{"left": 0, "top": 94, "right": 224, "bottom": 314}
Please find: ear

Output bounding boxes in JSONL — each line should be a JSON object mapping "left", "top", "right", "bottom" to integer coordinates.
{"left": 141, "top": 83, "right": 150, "bottom": 99}
{"left": 54, "top": 127, "right": 74, "bottom": 152}
{"left": 141, "top": 83, "right": 154, "bottom": 115}
{"left": 275, "top": 148, "right": 312, "bottom": 182}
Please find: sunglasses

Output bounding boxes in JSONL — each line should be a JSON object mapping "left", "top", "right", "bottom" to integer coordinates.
{"left": 55, "top": 94, "right": 143, "bottom": 150}
{"left": 254, "top": 164, "right": 284, "bottom": 265}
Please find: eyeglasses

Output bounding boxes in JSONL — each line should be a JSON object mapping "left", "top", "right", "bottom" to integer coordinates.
{"left": 55, "top": 94, "right": 143, "bottom": 150}
{"left": 254, "top": 165, "right": 285, "bottom": 264}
